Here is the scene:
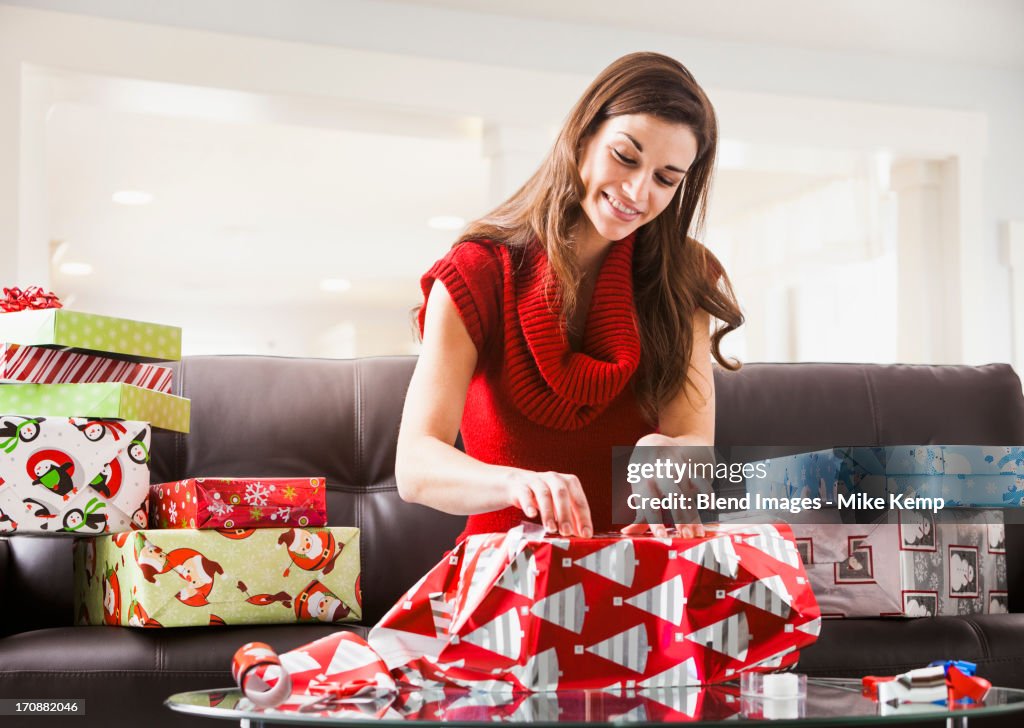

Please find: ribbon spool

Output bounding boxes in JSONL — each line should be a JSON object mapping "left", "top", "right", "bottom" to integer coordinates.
{"left": 232, "top": 641, "right": 293, "bottom": 708}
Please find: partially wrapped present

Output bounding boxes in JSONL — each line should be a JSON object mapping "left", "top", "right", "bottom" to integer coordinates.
{"left": 0, "top": 415, "right": 150, "bottom": 535}
{"left": 229, "top": 523, "right": 820, "bottom": 707}
{"left": 150, "top": 477, "right": 327, "bottom": 530}
{"left": 73, "top": 526, "right": 360, "bottom": 627}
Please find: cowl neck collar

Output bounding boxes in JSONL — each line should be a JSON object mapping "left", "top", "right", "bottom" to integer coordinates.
{"left": 498, "top": 233, "right": 641, "bottom": 430}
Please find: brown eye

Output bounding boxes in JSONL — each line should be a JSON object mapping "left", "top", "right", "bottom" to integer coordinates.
{"left": 656, "top": 174, "right": 679, "bottom": 187}
{"left": 611, "top": 148, "right": 636, "bottom": 165}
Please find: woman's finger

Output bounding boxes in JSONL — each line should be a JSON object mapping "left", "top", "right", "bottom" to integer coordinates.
{"left": 515, "top": 486, "right": 539, "bottom": 520}
{"left": 620, "top": 523, "right": 649, "bottom": 536}
{"left": 528, "top": 480, "right": 558, "bottom": 533}
{"left": 543, "top": 473, "right": 576, "bottom": 537}
{"left": 565, "top": 476, "right": 593, "bottom": 538}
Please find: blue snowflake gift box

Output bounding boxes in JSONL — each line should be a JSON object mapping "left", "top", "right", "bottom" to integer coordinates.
{"left": 886, "top": 446, "right": 1024, "bottom": 507}
{"left": 150, "top": 477, "right": 327, "bottom": 530}
{"left": 747, "top": 446, "right": 1024, "bottom": 507}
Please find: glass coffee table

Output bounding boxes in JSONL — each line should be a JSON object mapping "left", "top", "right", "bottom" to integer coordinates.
{"left": 167, "top": 679, "right": 1024, "bottom": 727}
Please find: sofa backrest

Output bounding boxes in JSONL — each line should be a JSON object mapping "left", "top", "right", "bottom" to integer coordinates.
{"left": 3, "top": 357, "right": 1023, "bottom": 631}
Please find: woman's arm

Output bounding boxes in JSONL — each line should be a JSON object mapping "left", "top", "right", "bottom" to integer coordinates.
{"left": 395, "top": 280, "right": 593, "bottom": 537}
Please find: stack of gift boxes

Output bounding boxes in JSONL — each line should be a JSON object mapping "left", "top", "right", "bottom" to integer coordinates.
{"left": 0, "top": 295, "right": 360, "bottom": 629}
{"left": 100, "top": 476, "right": 360, "bottom": 628}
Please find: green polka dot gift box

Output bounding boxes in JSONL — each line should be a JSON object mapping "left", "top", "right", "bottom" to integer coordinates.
{"left": 73, "top": 527, "right": 361, "bottom": 628}
{"left": 0, "top": 309, "right": 181, "bottom": 363}
{"left": 0, "top": 382, "right": 190, "bottom": 433}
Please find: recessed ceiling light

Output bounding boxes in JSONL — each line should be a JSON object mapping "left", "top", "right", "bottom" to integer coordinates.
{"left": 112, "top": 190, "right": 154, "bottom": 206}
{"left": 320, "top": 278, "right": 352, "bottom": 293}
{"left": 428, "top": 215, "right": 465, "bottom": 231}
{"left": 59, "top": 262, "right": 93, "bottom": 276}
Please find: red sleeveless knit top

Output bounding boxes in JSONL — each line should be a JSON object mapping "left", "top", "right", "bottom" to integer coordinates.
{"left": 418, "top": 234, "right": 651, "bottom": 541}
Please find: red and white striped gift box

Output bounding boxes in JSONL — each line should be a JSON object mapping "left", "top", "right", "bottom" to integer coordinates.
{"left": 1, "top": 343, "right": 173, "bottom": 392}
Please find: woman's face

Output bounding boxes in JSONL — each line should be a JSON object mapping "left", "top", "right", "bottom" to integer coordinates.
{"left": 577, "top": 113, "right": 699, "bottom": 246}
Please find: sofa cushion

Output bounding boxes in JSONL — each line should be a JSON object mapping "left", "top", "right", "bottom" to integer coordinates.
{"left": 714, "top": 362, "right": 1024, "bottom": 447}
{"left": 799, "top": 616, "right": 989, "bottom": 676}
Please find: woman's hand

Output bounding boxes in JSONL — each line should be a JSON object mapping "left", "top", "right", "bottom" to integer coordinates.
{"left": 505, "top": 469, "right": 593, "bottom": 538}
{"left": 622, "top": 433, "right": 711, "bottom": 539}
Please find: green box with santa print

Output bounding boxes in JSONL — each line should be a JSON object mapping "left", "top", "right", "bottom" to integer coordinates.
{"left": 72, "top": 526, "right": 361, "bottom": 627}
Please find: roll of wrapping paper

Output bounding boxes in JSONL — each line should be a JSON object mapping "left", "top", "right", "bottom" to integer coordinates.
{"left": 232, "top": 642, "right": 292, "bottom": 708}
{"left": 232, "top": 633, "right": 396, "bottom": 708}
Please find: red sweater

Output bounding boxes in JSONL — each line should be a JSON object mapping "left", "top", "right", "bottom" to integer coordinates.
{"left": 419, "top": 234, "right": 651, "bottom": 541}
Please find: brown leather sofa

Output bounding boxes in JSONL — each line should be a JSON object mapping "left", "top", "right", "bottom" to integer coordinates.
{"left": 2, "top": 355, "right": 1024, "bottom": 727}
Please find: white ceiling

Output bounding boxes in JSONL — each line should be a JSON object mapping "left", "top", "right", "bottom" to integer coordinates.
{"left": 5, "top": 0, "right": 1023, "bottom": 70}
{"left": 395, "top": 0, "right": 1024, "bottom": 70}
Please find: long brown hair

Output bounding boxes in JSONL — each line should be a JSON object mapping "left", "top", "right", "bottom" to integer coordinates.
{"left": 458, "top": 52, "right": 743, "bottom": 423}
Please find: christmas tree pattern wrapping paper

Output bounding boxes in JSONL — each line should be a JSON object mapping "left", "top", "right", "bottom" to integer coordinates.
{"left": 73, "top": 526, "right": 361, "bottom": 627}
{"left": 228, "top": 522, "right": 820, "bottom": 706}
{"left": 0, "top": 382, "right": 190, "bottom": 433}
{"left": 0, "top": 308, "right": 180, "bottom": 362}
{"left": 150, "top": 477, "right": 327, "bottom": 529}
{"left": 0, "top": 415, "right": 150, "bottom": 535}
{"left": 230, "top": 633, "right": 742, "bottom": 718}
{"left": 0, "top": 343, "right": 173, "bottom": 391}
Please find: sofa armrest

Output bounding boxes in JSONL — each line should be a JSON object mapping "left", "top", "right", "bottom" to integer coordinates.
{"left": 0, "top": 537, "right": 10, "bottom": 636}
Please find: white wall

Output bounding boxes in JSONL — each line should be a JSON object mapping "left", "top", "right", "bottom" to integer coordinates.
{"left": 1, "top": 1, "right": 1021, "bottom": 364}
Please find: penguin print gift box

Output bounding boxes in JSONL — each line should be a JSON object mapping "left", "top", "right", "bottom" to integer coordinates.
{"left": 73, "top": 526, "right": 361, "bottom": 627}
{"left": 0, "top": 415, "right": 150, "bottom": 535}
{"left": 365, "top": 523, "right": 820, "bottom": 690}
{"left": 150, "top": 477, "right": 327, "bottom": 529}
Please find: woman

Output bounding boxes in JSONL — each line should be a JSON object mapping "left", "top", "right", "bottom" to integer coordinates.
{"left": 396, "top": 52, "right": 743, "bottom": 543}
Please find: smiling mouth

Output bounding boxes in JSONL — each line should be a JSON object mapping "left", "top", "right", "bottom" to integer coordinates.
{"left": 603, "top": 191, "right": 641, "bottom": 216}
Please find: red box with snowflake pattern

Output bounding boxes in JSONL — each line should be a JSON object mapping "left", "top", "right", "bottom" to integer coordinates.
{"left": 150, "top": 477, "right": 327, "bottom": 530}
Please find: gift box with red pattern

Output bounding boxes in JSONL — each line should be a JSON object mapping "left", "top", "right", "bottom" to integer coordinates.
{"left": 230, "top": 522, "right": 820, "bottom": 707}
{"left": 150, "top": 477, "right": 327, "bottom": 530}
